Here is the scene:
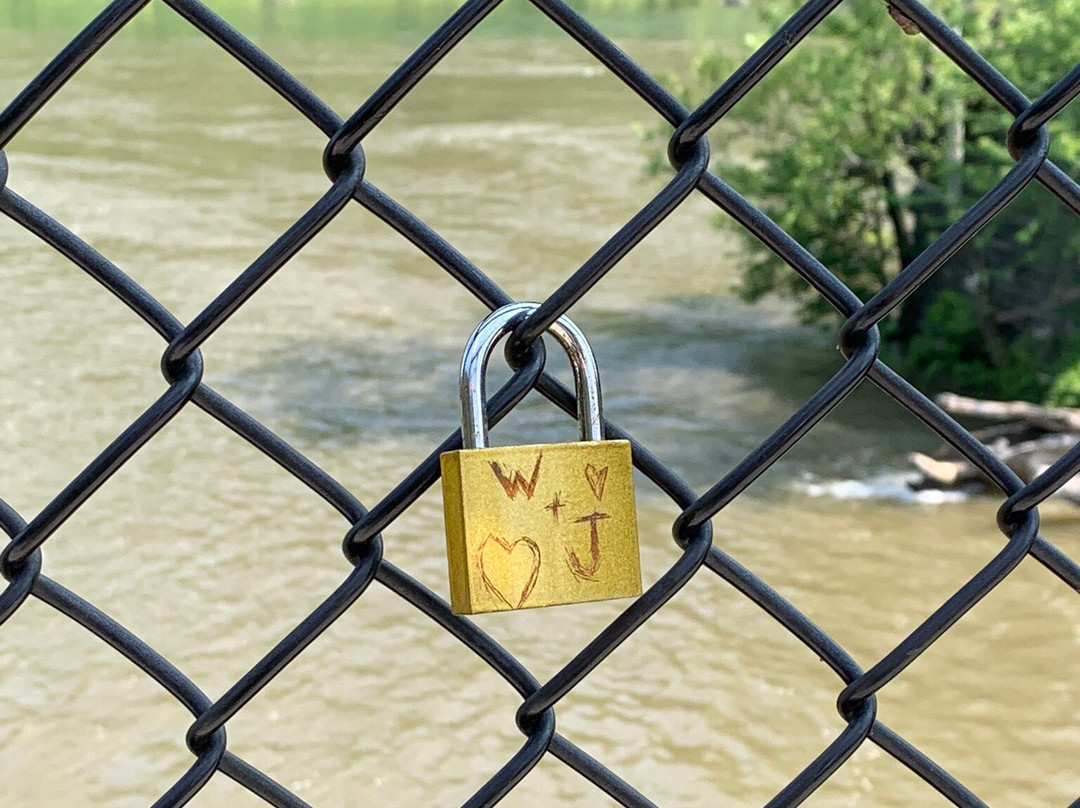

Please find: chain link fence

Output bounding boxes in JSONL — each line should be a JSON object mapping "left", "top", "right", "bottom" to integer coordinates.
{"left": 1, "top": 0, "right": 1079, "bottom": 805}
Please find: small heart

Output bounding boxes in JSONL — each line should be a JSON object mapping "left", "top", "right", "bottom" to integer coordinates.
{"left": 478, "top": 534, "right": 541, "bottom": 609}
{"left": 584, "top": 464, "right": 608, "bottom": 501}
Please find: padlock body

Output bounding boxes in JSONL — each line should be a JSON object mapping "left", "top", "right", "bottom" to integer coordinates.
{"left": 441, "top": 440, "right": 640, "bottom": 614}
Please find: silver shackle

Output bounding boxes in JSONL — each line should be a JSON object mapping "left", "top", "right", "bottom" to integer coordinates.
{"left": 460, "top": 302, "right": 603, "bottom": 450}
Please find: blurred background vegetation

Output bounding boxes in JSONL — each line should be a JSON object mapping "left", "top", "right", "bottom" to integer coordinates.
{"left": 659, "top": 0, "right": 1080, "bottom": 406}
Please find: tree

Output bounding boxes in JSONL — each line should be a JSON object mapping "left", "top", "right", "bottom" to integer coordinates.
{"left": 676, "top": 0, "right": 1080, "bottom": 403}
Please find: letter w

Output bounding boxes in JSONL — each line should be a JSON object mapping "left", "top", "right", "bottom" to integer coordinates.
{"left": 489, "top": 453, "right": 543, "bottom": 500}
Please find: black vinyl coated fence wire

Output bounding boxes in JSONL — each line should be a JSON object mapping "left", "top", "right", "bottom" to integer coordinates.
{"left": 1, "top": 0, "right": 1079, "bottom": 805}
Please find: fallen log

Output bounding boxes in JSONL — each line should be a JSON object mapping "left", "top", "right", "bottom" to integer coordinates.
{"left": 909, "top": 452, "right": 978, "bottom": 487}
{"left": 910, "top": 434, "right": 1080, "bottom": 500}
{"left": 906, "top": 394, "right": 1080, "bottom": 505}
{"left": 935, "top": 392, "right": 1080, "bottom": 432}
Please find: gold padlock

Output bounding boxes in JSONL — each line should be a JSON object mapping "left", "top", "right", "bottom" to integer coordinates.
{"left": 441, "top": 302, "right": 641, "bottom": 615}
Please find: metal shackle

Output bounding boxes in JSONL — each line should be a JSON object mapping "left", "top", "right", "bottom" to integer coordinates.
{"left": 459, "top": 301, "right": 603, "bottom": 450}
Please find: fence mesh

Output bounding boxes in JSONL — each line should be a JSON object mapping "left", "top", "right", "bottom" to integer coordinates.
{"left": 1, "top": 0, "right": 1079, "bottom": 805}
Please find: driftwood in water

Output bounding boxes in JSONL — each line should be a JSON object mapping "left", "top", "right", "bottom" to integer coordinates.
{"left": 908, "top": 393, "right": 1080, "bottom": 504}
{"left": 935, "top": 392, "right": 1080, "bottom": 433}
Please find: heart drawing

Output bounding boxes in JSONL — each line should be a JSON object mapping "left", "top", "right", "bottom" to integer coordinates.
{"left": 477, "top": 534, "right": 541, "bottom": 609}
{"left": 584, "top": 463, "right": 608, "bottom": 501}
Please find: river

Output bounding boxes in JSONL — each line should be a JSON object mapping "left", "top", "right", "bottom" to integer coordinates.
{"left": 0, "top": 9, "right": 1078, "bottom": 808}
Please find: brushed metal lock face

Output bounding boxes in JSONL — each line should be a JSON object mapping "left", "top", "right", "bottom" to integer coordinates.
{"left": 440, "top": 303, "right": 641, "bottom": 615}
{"left": 441, "top": 440, "right": 640, "bottom": 614}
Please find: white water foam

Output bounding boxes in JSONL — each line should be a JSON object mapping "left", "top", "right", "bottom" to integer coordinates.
{"left": 794, "top": 471, "right": 972, "bottom": 504}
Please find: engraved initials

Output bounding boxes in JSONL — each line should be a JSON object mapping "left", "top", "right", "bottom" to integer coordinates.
{"left": 489, "top": 452, "right": 543, "bottom": 500}
{"left": 566, "top": 510, "right": 609, "bottom": 582}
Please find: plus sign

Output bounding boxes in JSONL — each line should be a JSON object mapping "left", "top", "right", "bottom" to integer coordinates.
{"left": 545, "top": 492, "right": 568, "bottom": 521}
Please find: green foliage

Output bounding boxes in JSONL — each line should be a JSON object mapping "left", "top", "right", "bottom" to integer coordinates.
{"left": 888, "top": 291, "right": 1049, "bottom": 401}
{"left": 1045, "top": 356, "right": 1080, "bottom": 407}
{"left": 669, "top": 0, "right": 1080, "bottom": 403}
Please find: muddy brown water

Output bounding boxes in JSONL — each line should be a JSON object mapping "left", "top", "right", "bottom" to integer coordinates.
{"left": 0, "top": 19, "right": 1077, "bottom": 808}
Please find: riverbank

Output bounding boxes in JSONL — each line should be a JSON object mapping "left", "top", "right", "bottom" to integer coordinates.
{"left": 0, "top": 0, "right": 755, "bottom": 42}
